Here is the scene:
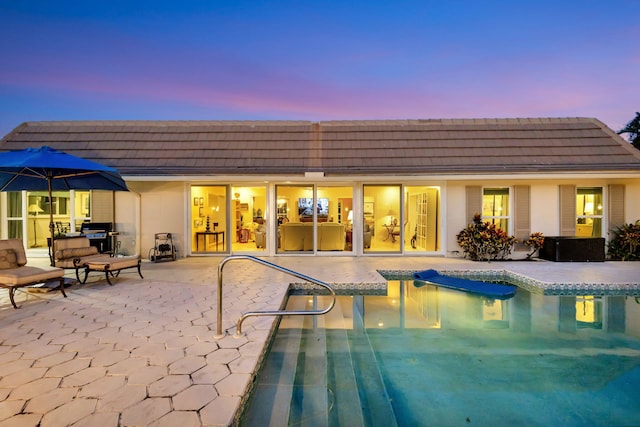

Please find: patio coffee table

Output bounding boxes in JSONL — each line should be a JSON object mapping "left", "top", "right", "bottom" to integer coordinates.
{"left": 81, "top": 255, "right": 143, "bottom": 285}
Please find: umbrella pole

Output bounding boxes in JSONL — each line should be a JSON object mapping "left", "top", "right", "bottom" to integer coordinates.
{"left": 48, "top": 177, "right": 56, "bottom": 267}
{"left": 32, "top": 215, "right": 38, "bottom": 247}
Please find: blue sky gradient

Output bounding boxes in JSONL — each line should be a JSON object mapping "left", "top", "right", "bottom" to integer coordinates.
{"left": 1, "top": 1, "right": 638, "bottom": 138}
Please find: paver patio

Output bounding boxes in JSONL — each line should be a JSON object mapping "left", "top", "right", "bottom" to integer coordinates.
{"left": 1, "top": 255, "right": 639, "bottom": 426}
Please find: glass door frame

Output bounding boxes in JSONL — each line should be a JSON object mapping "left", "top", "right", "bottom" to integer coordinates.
{"left": 189, "top": 184, "right": 230, "bottom": 255}
{"left": 274, "top": 183, "right": 355, "bottom": 255}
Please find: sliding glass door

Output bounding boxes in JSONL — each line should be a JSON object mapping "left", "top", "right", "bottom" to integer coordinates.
{"left": 275, "top": 185, "right": 353, "bottom": 254}
{"left": 276, "top": 185, "right": 314, "bottom": 253}
{"left": 363, "top": 185, "right": 402, "bottom": 253}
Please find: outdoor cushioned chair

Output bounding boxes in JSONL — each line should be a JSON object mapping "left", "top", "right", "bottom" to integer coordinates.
{"left": 53, "top": 237, "right": 106, "bottom": 281}
{"left": 0, "top": 239, "right": 66, "bottom": 308}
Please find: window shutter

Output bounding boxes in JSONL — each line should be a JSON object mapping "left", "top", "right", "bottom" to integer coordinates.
{"left": 559, "top": 185, "right": 576, "bottom": 236}
{"left": 608, "top": 184, "right": 625, "bottom": 232}
{"left": 90, "top": 190, "right": 114, "bottom": 223}
{"left": 465, "top": 186, "right": 482, "bottom": 223}
{"left": 513, "top": 185, "right": 530, "bottom": 251}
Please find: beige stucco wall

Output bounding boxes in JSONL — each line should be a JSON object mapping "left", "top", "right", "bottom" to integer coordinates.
{"left": 530, "top": 183, "right": 560, "bottom": 236}
{"left": 444, "top": 177, "right": 640, "bottom": 257}
{"left": 114, "top": 191, "right": 141, "bottom": 257}
{"left": 444, "top": 183, "right": 466, "bottom": 256}
{"left": 626, "top": 181, "right": 640, "bottom": 225}
{"left": 128, "top": 181, "right": 186, "bottom": 259}
{"left": 122, "top": 177, "right": 640, "bottom": 259}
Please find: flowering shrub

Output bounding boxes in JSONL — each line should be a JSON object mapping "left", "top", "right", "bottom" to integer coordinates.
{"left": 524, "top": 232, "right": 545, "bottom": 259}
{"left": 456, "top": 213, "right": 517, "bottom": 261}
{"left": 608, "top": 220, "right": 640, "bottom": 261}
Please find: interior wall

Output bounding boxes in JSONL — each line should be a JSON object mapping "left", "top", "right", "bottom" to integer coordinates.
{"left": 276, "top": 186, "right": 310, "bottom": 222}
{"left": 317, "top": 186, "right": 353, "bottom": 222}
{"left": 426, "top": 188, "right": 439, "bottom": 251}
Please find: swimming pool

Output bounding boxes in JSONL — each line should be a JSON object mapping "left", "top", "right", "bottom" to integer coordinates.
{"left": 241, "top": 278, "right": 640, "bottom": 426}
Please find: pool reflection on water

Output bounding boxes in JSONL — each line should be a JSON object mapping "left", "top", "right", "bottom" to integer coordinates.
{"left": 243, "top": 280, "right": 640, "bottom": 426}
{"left": 362, "top": 280, "right": 640, "bottom": 426}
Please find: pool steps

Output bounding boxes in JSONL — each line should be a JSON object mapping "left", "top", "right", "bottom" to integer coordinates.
{"left": 289, "top": 310, "right": 329, "bottom": 424}
{"left": 242, "top": 296, "right": 398, "bottom": 426}
{"left": 325, "top": 298, "right": 366, "bottom": 426}
{"left": 240, "top": 300, "right": 306, "bottom": 425}
{"left": 345, "top": 297, "right": 398, "bottom": 426}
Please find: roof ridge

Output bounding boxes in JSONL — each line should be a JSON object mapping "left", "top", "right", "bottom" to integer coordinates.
{"left": 19, "top": 120, "right": 314, "bottom": 128}
{"left": 17, "top": 117, "right": 599, "bottom": 129}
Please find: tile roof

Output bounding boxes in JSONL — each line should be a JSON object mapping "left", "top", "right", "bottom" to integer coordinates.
{"left": 1, "top": 118, "right": 639, "bottom": 176}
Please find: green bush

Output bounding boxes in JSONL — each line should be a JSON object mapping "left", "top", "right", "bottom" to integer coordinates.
{"left": 608, "top": 220, "right": 640, "bottom": 261}
{"left": 456, "top": 213, "right": 517, "bottom": 261}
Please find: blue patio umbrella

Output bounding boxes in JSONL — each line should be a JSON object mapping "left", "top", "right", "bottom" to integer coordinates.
{"left": 0, "top": 146, "right": 128, "bottom": 265}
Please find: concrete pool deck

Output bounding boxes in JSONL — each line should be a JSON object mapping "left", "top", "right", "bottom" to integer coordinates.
{"left": 1, "top": 256, "right": 640, "bottom": 426}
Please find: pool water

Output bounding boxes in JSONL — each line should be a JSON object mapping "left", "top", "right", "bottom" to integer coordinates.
{"left": 241, "top": 280, "right": 640, "bottom": 426}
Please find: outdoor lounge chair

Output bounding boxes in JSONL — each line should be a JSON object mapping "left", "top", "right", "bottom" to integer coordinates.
{"left": 0, "top": 239, "right": 66, "bottom": 308}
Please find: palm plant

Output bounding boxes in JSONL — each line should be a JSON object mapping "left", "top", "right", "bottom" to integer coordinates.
{"left": 608, "top": 220, "right": 640, "bottom": 260}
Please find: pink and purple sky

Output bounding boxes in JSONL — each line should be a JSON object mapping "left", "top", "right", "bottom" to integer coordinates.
{"left": 1, "top": 1, "right": 638, "bottom": 139}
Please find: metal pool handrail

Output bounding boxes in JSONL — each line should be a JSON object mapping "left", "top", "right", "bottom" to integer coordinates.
{"left": 216, "top": 255, "right": 336, "bottom": 338}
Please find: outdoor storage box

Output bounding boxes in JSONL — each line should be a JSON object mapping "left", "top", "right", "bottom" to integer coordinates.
{"left": 540, "top": 236, "right": 605, "bottom": 262}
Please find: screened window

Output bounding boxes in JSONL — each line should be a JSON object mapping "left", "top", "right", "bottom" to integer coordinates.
{"left": 482, "top": 188, "right": 510, "bottom": 231}
{"left": 576, "top": 187, "right": 603, "bottom": 237}
{"left": 7, "top": 192, "right": 23, "bottom": 240}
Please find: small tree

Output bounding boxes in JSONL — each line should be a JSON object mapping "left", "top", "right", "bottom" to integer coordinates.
{"left": 456, "top": 213, "right": 517, "bottom": 261}
{"left": 617, "top": 112, "right": 640, "bottom": 150}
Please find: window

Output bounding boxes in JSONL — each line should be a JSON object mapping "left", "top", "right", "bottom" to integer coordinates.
{"left": 27, "top": 191, "right": 71, "bottom": 247}
{"left": 73, "top": 191, "right": 91, "bottom": 232}
{"left": 29, "top": 193, "right": 69, "bottom": 215}
{"left": 576, "top": 187, "right": 603, "bottom": 237}
{"left": 482, "top": 188, "right": 510, "bottom": 231}
{"left": 7, "top": 192, "right": 23, "bottom": 240}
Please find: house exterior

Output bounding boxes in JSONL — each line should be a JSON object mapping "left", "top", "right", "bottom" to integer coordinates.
{"left": 1, "top": 117, "right": 640, "bottom": 259}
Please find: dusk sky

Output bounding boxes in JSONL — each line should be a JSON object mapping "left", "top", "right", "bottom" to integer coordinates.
{"left": 1, "top": 1, "right": 638, "bottom": 139}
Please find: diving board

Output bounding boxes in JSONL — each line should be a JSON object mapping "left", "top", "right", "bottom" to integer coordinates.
{"left": 413, "top": 269, "right": 517, "bottom": 299}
